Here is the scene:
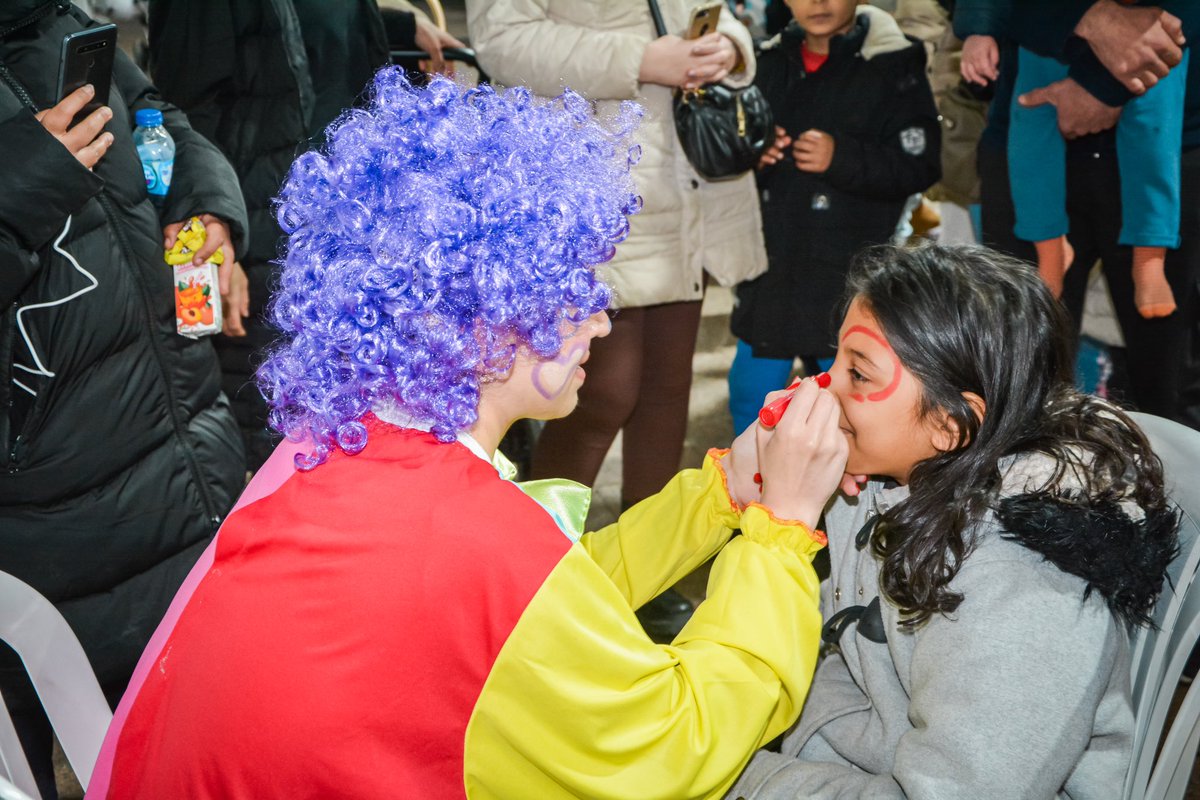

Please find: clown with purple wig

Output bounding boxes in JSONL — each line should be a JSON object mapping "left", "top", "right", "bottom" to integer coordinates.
{"left": 90, "top": 70, "right": 842, "bottom": 800}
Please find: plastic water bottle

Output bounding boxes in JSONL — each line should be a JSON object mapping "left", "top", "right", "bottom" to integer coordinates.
{"left": 133, "top": 108, "right": 174, "bottom": 206}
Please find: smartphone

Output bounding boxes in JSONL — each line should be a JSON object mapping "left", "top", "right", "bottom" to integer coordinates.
{"left": 686, "top": 2, "right": 723, "bottom": 39}
{"left": 55, "top": 24, "right": 117, "bottom": 125}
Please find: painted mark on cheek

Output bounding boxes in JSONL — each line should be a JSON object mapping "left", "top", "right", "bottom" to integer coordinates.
{"left": 531, "top": 342, "right": 588, "bottom": 399}
{"left": 842, "top": 325, "right": 902, "bottom": 403}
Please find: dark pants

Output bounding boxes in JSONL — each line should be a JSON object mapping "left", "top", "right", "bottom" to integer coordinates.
{"left": 978, "top": 138, "right": 1200, "bottom": 426}
{"left": 531, "top": 300, "right": 704, "bottom": 506}
{"left": 212, "top": 260, "right": 280, "bottom": 472}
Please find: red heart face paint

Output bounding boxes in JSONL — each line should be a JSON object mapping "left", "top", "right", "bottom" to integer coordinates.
{"left": 841, "top": 324, "right": 902, "bottom": 403}
{"left": 830, "top": 299, "right": 945, "bottom": 484}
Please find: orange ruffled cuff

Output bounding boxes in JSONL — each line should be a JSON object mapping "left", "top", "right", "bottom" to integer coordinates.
{"left": 705, "top": 448, "right": 741, "bottom": 515}
{"left": 743, "top": 501, "right": 828, "bottom": 548}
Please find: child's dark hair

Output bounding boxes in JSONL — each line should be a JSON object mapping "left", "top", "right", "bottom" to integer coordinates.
{"left": 843, "top": 244, "right": 1178, "bottom": 628}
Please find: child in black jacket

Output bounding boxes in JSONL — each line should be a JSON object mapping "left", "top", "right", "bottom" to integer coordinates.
{"left": 729, "top": 0, "right": 941, "bottom": 432}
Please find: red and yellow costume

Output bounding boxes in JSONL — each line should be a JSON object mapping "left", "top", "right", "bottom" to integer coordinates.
{"left": 89, "top": 416, "right": 824, "bottom": 799}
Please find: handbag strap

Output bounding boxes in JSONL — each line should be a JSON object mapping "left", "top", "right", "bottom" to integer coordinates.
{"left": 646, "top": 0, "right": 668, "bottom": 38}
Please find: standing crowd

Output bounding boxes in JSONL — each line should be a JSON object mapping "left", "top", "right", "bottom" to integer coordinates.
{"left": 0, "top": 0, "right": 1194, "bottom": 798}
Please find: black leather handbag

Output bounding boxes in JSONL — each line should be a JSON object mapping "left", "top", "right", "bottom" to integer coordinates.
{"left": 647, "top": 0, "right": 774, "bottom": 181}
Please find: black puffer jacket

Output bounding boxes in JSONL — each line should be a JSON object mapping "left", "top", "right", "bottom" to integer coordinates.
{"left": 731, "top": 12, "right": 941, "bottom": 360}
{"left": 0, "top": 0, "right": 246, "bottom": 692}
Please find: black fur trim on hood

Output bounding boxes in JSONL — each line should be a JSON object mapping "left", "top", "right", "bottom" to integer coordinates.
{"left": 996, "top": 494, "right": 1180, "bottom": 628}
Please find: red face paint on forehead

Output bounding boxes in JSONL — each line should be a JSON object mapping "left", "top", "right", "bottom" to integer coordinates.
{"left": 841, "top": 324, "right": 903, "bottom": 403}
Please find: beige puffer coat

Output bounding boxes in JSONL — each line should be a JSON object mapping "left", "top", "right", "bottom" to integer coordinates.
{"left": 467, "top": 0, "right": 768, "bottom": 309}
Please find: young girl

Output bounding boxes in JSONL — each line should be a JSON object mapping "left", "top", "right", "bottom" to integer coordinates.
{"left": 87, "top": 71, "right": 848, "bottom": 800}
{"left": 730, "top": 243, "right": 1179, "bottom": 797}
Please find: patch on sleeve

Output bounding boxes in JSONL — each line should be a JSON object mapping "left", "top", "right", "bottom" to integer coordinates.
{"left": 899, "top": 127, "right": 926, "bottom": 156}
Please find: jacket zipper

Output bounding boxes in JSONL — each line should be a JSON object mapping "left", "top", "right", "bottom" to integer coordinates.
{"left": 0, "top": 61, "right": 38, "bottom": 111}
{"left": 0, "top": 45, "right": 38, "bottom": 470}
{"left": 0, "top": 46, "right": 222, "bottom": 526}
{"left": 97, "top": 193, "right": 222, "bottom": 526}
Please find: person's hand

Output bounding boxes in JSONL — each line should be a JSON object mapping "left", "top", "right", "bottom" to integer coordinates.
{"left": 639, "top": 32, "right": 738, "bottom": 89}
{"left": 164, "top": 214, "right": 236, "bottom": 296}
{"left": 722, "top": 417, "right": 763, "bottom": 509}
{"left": 222, "top": 261, "right": 250, "bottom": 337}
{"left": 1018, "top": 77, "right": 1122, "bottom": 139}
{"left": 840, "top": 471, "right": 868, "bottom": 497}
{"left": 684, "top": 32, "right": 739, "bottom": 89}
{"left": 34, "top": 84, "right": 113, "bottom": 170}
{"left": 1075, "top": 1, "right": 1185, "bottom": 94}
{"left": 756, "top": 380, "right": 848, "bottom": 529}
{"left": 961, "top": 35, "right": 999, "bottom": 85}
{"left": 793, "top": 129, "right": 835, "bottom": 173}
{"left": 414, "top": 16, "right": 466, "bottom": 76}
{"left": 758, "top": 125, "right": 792, "bottom": 169}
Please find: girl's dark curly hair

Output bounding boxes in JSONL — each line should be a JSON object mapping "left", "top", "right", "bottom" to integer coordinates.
{"left": 843, "top": 244, "right": 1178, "bottom": 628}
{"left": 258, "top": 70, "right": 641, "bottom": 469}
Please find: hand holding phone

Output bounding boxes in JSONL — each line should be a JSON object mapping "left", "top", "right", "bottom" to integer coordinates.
{"left": 56, "top": 24, "right": 116, "bottom": 126}
{"left": 35, "top": 85, "right": 114, "bottom": 170}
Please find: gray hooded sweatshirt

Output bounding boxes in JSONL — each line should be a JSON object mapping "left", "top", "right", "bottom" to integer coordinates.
{"left": 728, "top": 453, "right": 1171, "bottom": 799}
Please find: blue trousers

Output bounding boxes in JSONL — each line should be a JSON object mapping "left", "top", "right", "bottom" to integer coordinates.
{"left": 1009, "top": 47, "right": 1186, "bottom": 248}
{"left": 728, "top": 340, "right": 834, "bottom": 433}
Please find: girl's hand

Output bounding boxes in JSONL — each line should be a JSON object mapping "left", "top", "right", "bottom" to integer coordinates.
{"left": 757, "top": 380, "right": 848, "bottom": 529}
{"left": 35, "top": 84, "right": 113, "bottom": 170}
{"left": 961, "top": 35, "right": 999, "bottom": 85}
{"left": 639, "top": 32, "right": 738, "bottom": 89}
{"left": 758, "top": 125, "right": 792, "bottom": 169}
{"left": 793, "top": 129, "right": 835, "bottom": 173}
{"left": 722, "top": 417, "right": 761, "bottom": 509}
{"left": 841, "top": 471, "right": 868, "bottom": 497}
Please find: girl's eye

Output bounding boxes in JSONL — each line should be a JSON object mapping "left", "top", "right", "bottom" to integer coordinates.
{"left": 848, "top": 367, "right": 869, "bottom": 384}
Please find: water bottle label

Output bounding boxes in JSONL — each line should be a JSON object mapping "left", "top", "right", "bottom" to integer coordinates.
{"left": 143, "top": 159, "right": 174, "bottom": 197}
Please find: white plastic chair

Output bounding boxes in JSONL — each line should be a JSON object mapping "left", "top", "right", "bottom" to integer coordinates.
{"left": 1123, "top": 413, "right": 1200, "bottom": 800}
{"left": 0, "top": 571, "right": 112, "bottom": 799}
{"left": 0, "top": 775, "right": 33, "bottom": 800}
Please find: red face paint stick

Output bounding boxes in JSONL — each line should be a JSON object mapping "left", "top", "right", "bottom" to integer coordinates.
{"left": 757, "top": 372, "right": 831, "bottom": 427}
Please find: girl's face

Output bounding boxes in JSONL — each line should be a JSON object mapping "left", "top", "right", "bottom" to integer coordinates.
{"left": 828, "top": 299, "right": 951, "bottom": 484}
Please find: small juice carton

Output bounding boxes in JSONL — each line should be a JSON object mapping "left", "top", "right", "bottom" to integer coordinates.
{"left": 165, "top": 217, "right": 223, "bottom": 338}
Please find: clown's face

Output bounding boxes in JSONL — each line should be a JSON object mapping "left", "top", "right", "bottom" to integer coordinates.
{"left": 508, "top": 310, "right": 612, "bottom": 421}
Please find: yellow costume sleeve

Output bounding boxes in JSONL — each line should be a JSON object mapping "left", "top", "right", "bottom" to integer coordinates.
{"left": 462, "top": 457, "right": 826, "bottom": 800}
{"left": 579, "top": 449, "right": 741, "bottom": 609}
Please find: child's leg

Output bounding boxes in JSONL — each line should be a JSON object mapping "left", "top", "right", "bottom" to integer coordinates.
{"left": 1009, "top": 49, "right": 1072, "bottom": 294}
{"left": 728, "top": 339, "right": 794, "bottom": 434}
{"left": 1131, "top": 245, "right": 1173, "bottom": 317}
{"left": 1116, "top": 49, "right": 1188, "bottom": 318}
{"left": 1032, "top": 236, "right": 1074, "bottom": 298}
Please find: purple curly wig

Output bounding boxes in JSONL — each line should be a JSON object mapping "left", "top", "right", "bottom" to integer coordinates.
{"left": 258, "top": 69, "right": 641, "bottom": 469}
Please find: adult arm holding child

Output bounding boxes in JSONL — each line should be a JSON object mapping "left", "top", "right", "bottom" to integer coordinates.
{"left": 1011, "top": 0, "right": 1185, "bottom": 137}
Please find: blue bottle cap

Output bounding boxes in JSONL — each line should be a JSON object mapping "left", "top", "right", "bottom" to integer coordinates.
{"left": 135, "top": 108, "right": 164, "bottom": 127}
